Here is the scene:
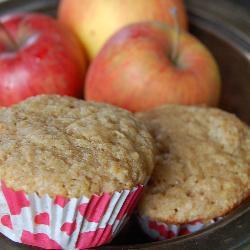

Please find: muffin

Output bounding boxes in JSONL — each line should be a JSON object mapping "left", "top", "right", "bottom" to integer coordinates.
{"left": 136, "top": 105, "right": 250, "bottom": 240}
{"left": 0, "top": 95, "right": 155, "bottom": 249}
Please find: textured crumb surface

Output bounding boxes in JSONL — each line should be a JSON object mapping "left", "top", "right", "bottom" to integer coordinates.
{"left": 137, "top": 105, "right": 250, "bottom": 224}
{"left": 0, "top": 95, "right": 155, "bottom": 198}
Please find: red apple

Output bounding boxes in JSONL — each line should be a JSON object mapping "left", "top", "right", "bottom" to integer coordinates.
{"left": 0, "top": 13, "right": 87, "bottom": 107}
{"left": 85, "top": 22, "right": 221, "bottom": 111}
{"left": 58, "top": 0, "right": 188, "bottom": 59}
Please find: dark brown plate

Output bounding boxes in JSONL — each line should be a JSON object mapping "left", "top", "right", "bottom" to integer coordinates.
{"left": 0, "top": 0, "right": 249, "bottom": 249}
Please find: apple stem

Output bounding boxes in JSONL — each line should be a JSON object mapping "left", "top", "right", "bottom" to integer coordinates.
{"left": 170, "top": 7, "right": 180, "bottom": 63}
{"left": 0, "top": 22, "right": 18, "bottom": 51}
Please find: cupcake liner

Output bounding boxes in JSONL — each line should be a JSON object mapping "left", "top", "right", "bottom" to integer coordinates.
{"left": 0, "top": 181, "right": 144, "bottom": 249}
{"left": 138, "top": 215, "right": 223, "bottom": 240}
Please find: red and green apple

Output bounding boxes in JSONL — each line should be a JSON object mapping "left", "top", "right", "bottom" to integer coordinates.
{"left": 85, "top": 21, "right": 221, "bottom": 111}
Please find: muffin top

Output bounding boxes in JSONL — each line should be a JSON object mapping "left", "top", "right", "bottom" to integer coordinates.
{"left": 137, "top": 105, "right": 250, "bottom": 224}
{"left": 0, "top": 95, "right": 155, "bottom": 198}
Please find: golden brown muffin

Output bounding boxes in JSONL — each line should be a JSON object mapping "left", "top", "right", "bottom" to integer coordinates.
{"left": 0, "top": 95, "right": 155, "bottom": 198}
{"left": 137, "top": 105, "right": 250, "bottom": 224}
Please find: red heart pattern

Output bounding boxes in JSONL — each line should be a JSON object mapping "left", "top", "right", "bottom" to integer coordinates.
{"left": 34, "top": 212, "right": 50, "bottom": 226}
{"left": 76, "top": 224, "right": 113, "bottom": 249}
{"left": 54, "top": 196, "right": 70, "bottom": 208}
{"left": 0, "top": 181, "right": 143, "bottom": 249}
{"left": 21, "top": 230, "right": 62, "bottom": 249}
{"left": 1, "top": 215, "right": 13, "bottom": 229}
{"left": 60, "top": 221, "right": 77, "bottom": 236}
{"left": 1, "top": 181, "right": 30, "bottom": 215}
{"left": 139, "top": 216, "right": 217, "bottom": 240}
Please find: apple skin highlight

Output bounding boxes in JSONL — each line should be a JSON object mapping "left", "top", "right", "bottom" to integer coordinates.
{"left": 85, "top": 22, "right": 221, "bottom": 112}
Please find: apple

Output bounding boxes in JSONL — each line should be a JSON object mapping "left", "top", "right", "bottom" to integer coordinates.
{"left": 58, "top": 0, "right": 188, "bottom": 59}
{"left": 85, "top": 21, "right": 221, "bottom": 111}
{"left": 0, "top": 13, "right": 87, "bottom": 107}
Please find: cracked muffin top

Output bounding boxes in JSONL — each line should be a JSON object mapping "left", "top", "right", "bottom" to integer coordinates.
{"left": 0, "top": 95, "right": 155, "bottom": 198}
{"left": 136, "top": 105, "right": 250, "bottom": 224}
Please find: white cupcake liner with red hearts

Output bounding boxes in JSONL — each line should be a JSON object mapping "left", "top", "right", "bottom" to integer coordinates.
{"left": 0, "top": 181, "right": 144, "bottom": 249}
{"left": 138, "top": 215, "right": 222, "bottom": 241}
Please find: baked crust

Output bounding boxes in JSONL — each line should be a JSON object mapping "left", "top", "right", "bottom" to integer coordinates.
{"left": 0, "top": 95, "right": 155, "bottom": 198}
{"left": 137, "top": 105, "right": 250, "bottom": 223}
